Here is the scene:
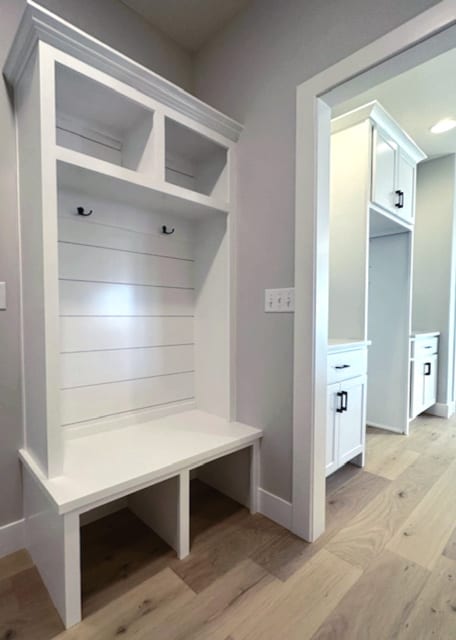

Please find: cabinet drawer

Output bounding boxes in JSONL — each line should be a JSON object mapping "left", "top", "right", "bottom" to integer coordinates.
{"left": 411, "top": 336, "right": 438, "bottom": 358}
{"left": 328, "top": 348, "right": 367, "bottom": 384}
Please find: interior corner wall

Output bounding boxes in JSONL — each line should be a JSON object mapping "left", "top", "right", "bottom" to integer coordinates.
{"left": 0, "top": 0, "right": 192, "bottom": 532}
{"left": 413, "top": 155, "right": 456, "bottom": 409}
{"left": 193, "top": 0, "right": 439, "bottom": 503}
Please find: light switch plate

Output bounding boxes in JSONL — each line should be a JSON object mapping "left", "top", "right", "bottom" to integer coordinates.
{"left": 0, "top": 282, "right": 6, "bottom": 310}
{"left": 265, "top": 287, "right": 294, "bottom": 313}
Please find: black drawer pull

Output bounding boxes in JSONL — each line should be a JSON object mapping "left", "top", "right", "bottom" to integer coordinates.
{"left": 424, "top": 362, "right": 432, "bottom": 376}
{"left": 335, "top": 364, "right": 351, "bottom": 370}
{"left": 336, "top": 392, "right": 344, "bottom": 413}
{"left": 395, "top": 190, "right": 404, "bottom": 209}
{"left": 341, "top": 390, "right": 348, "bottom": 412}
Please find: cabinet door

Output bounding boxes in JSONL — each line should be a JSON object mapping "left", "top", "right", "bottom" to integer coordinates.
{"left": 410, "top": 359, "right": 425, "bottom": 419}
{"left": 338, "top": 376, "right": 366, "bottom": 467}
{"left": 372, "top": 128, "right": 397, "bottom": 213}
{"left": 326, "top": 383, "right": 340, "bottom": 477}
{"left": 423, "top": 354, "right": 438, "bottom": 410}
{"left": 397, "top": 151, "right": 415, "bottom": 223}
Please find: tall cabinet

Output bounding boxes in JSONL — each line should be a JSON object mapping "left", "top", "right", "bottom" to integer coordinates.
{"left": 329, "top": 101, "right": 426, "bottom": 440}
{"left": 4, "top": 1, "right": 263, "bottom": 628}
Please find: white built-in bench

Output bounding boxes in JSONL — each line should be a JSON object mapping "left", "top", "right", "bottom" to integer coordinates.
{"left": 21, "top": 410, "right": 262, "bottom": 628}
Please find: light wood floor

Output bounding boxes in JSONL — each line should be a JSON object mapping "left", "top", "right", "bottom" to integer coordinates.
{"left": 2, "top": 414, "right": 456, "bottom": 639}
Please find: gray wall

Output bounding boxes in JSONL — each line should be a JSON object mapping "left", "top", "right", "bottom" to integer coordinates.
{"left": 413, "top": 155, "right": 456, "bottom": 408}
{"left": 0, "top": 0, "right": 192, "bottom": 527}
{"left": 194, "top": 0, "right": 439, "bottom": 501}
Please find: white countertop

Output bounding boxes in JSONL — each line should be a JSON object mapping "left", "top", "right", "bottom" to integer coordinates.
{"left": 410, "top": 331, "right": 440, "bottom": 339}
{"left": 328, "top": 339, "right": 372, "bottom": 353}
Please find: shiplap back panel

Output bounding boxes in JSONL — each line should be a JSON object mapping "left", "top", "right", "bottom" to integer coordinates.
{"left": 58, "top": 188, "right": 195, "bottom": 428}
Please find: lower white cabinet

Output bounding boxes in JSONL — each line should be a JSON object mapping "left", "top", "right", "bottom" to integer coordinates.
{"left": 410, "top": 333, "right": 439, "bottom": 419}
{"left": 327, "top": 343, "right": 368, "bottom": 476}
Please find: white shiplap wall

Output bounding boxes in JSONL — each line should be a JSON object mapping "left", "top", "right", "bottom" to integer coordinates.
{"left": 58, "top": 189, "right": 195, "bottom": 428}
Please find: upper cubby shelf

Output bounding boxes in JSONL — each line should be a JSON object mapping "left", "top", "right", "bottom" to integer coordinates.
{"left": 165, "top": 118, "right": 229, "bottom": 201}
{"left": 55, "top": 63, "right": 156, "bottom": 174}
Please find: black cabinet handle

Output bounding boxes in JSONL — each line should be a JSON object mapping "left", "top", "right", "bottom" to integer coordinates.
{"left": 341, "top": 390, "right": 348, "bottom": 412}
{"left": 395, "top": 190, "right": 404, "bottom": 209}
{"left": 424, "top": 362, "right": 432, "bottom": 376}
{"left": 336, "top": 392, "right": 344, "bottom": 413}
{"left": 335, "top": 364, "right": 351, "bottom": 370}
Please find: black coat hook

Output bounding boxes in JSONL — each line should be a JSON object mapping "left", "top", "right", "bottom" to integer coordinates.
{"left": 162, "top": 225, "right": 175, "bottom": 235}
{"left": 77, "top": 206, "right": 93, "bottom": 217}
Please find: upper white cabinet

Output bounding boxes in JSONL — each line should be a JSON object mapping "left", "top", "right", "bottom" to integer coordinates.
{"left": 372, "top": 128, "right": 417, "bottom": 223}
{"left": 333, "top": 101, "right": 426, "bottom": 226}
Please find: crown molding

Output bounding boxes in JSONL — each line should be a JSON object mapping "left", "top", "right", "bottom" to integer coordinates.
{"left": 3, "top": 0, "right": 243, "bottom": 142}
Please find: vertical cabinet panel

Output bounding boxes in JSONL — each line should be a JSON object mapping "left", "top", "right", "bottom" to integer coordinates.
{"left": 338, "top": 376, "right": 366, "bottom": 466}
{"left": 326, "top": 383, "right": 340, "bottom": 476}
{"left": 372, "top": 128, "right": 397, "bottom": 212}
{"left": 423, "top": 354, "right": 438, "bottom": 410}
{"left": 397, "top": 152, "right": 415, "bottom": 223}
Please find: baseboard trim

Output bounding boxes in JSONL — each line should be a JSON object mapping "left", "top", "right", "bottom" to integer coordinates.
{"left": 426, "top": 402, "right": 455, "bottom": 419}
{"left": 258, "top": 488, "right": 292, "bottom": 530}
{"left": 0, "top": 518, "right": 25, "bottom": 559}
{"left": 366, "top": 421, "right": 404, "bottom": 434}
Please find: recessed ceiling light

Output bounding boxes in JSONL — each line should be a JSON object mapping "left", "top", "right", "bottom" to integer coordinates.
{"left": 430, "top": 118, "right": 456, "bottom": 134}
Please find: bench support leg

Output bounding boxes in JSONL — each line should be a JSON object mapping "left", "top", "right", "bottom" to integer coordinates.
{"left": 250, "top": 441, "right": 260, "bottom": 514}
{"left": 23, "top": 468, "right": 81, "bottom": 629}
{"left": 129, "top": 473, "right": 190, "bottom": 560}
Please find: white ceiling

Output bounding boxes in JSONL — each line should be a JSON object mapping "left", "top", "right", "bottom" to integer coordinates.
{"left": 334, "top": 47, "right": 456, "bottom": 159}
{"left": 120, "top": 0, "right": 251, "bottom": 52}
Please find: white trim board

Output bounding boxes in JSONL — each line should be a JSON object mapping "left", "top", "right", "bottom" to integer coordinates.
{"left": 3, "top": 1, "right": 242, "bottom": 142}
{"left": 0, "top": 519, "right": 25, "bottom": 559}
{"left": 293, "top": 2, "right": 456, "bottom": 541}
{"left": 258, "top": 488, "right": 292, "bottom": 530}
{"left": 426, "top": 402, "right": 456, "bottom": 419}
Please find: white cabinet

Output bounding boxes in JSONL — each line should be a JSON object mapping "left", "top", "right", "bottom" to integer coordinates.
{"left": 371, "top": 126, "right": 417, "bottom": 224}
{"left": 410, "top": 333, "right": 439, "bottom": 419}
{"left": 326, "top": 343, "right": 368, "bottom": 476}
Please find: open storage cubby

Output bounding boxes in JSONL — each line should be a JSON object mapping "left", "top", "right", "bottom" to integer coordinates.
{"left": 55, "top": 63, "right": 155, "bottom": 173}
{"left": 165, "top": 117, "right": 229, "bottom": 200}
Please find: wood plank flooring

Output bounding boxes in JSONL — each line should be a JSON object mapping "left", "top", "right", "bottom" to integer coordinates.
{"left": 2, "top": 414, "right": 456, "bottom": 639}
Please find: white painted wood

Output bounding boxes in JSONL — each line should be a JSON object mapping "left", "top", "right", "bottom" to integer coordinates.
{"left": 79, "top": 497, "right": 128, "bottom": 526}
{"left": 367, "top": 233, "right": 412, "bottom": 433}
{"left": 61, "top": 345, "right": 194, "bottom": 388}
{"left": 326, "top": 383, "right": 340, "bottom": 477}
{"left": 410, "top": 334, "right": 439, "bottom": 418}
{"left": 59, "top": 280, "right": 194, "bottom": 316}
{"left": 197, "top": 447, "right": 251, "bottom": 509}
{"left": 4, "top": 1, "right": 243, "bottom": 142}
{"left": 0, "top": 519, "right": 25, "bottom": 559}
{"left": 60, "top": 316, "right": 194, "bottom": 352}
{"left": 194, "top": 215, "right": 230, "bottom": 419}
{"left": 58, "top": 217, "right": 194, "bottom": 261}
{"left": 61, "top": 371, "right": 194, "bottom": 425}
{"left": 57, "top": 146, "right": 230, "bottom": 220}
{"left": 23, "top": 468, "right": 81, "bottom": 628}
{"left": 129, "top": 475, "right": 186, "bottom": 557}
{"left": 257, "top": 487, "right": 293, "bottom": 530}
{"left": 178, "top": 470, "right": 190, "bottom": 559}
{"left": 372, "top": 126, "right": 397, "bottom": 212}
{"left": 20, "top": 410, "right": 262, "bottom": 514}
{"left": 16, "top": 44, "right": 62, "bottom": 477}
{"left": 327, "top": 348, "right": 367, "bottom": 384}
{"left": 411, "top": 336, "right": 439, "bottom": 358}
{"left": 58, "top": 188, "right": 195, "bottom": 255}
{"left": 295, "top": 0, "right": 455, "bottom": 540}
{"left": 397, "top": 151, "right": 416, "bottom": 224}
{"left": 58, "top": 242, "right": 194, "bottom": 289}
{"left": 337, "top": 375, "right": 366, "bottom": 467}
{"left": 329, "top": 122, "right": 370, "bottom": 340}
